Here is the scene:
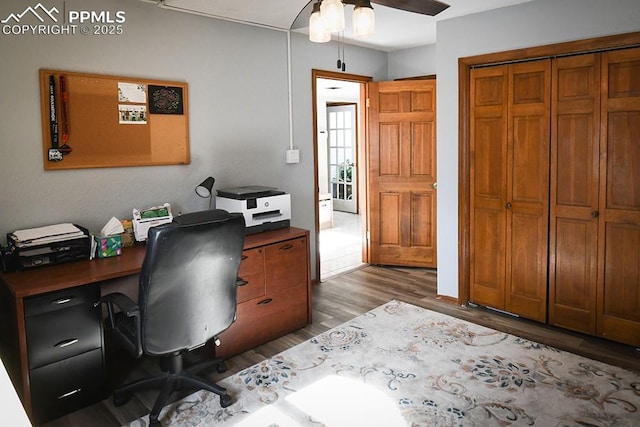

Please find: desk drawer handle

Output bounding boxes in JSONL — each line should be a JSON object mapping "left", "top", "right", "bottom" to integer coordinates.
{"left": 51, "top": 297, "right": 74, "bottom": 305}
{"left": 237, "top": 277, "right": 249, "bottom": 287}
{"left": 279, "top": 244, "right": 294, "bottom": 251}
{"left": 58, "top": 388, "right": 82, "bottom": 399}
{"left": 241, "top": 255, "right": 248, "bottom": 260}
{"left": 257, "top": 298, "right": 273, "bottom": 305}
{"left": 55, "top": 338, "right": 79, "bottom": 348}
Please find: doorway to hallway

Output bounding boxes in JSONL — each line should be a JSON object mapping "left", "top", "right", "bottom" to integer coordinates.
{"left": 320, "top": 211, "right": 364, "bottom": 280}
{"left": 314, "top": 71, "right": 370, "bottom": 282}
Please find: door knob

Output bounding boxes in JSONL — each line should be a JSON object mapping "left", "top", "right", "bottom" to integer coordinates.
{"left": 591, "top": 211, "right": 599, "bottom": 218}
{"left": 506, "top": 202, "right": 512, "bottom": 209}
{"left": 431, "top": 182, "right": 438, "bottom": 189}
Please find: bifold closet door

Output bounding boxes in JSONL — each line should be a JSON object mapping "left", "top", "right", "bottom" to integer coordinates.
{"left": 548, "top": 53, "right": 601, "bottom": 334}
{"left": 597, "top": 47, "right": 640, "bottom": 347}
{"left": 470, "top": 59, "right": 550, "bottom": 322}
{"left": 469, "top": 65, "right": 508, "bottom": 310}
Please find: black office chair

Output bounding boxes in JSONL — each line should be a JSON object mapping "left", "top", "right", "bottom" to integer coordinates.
{"left": 97, "top": 209, "right": 245, "bottom": 427}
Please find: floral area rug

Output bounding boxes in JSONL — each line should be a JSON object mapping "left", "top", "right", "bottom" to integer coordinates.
{"left": 126, "top": 300, "right": 640, "bottom": 426}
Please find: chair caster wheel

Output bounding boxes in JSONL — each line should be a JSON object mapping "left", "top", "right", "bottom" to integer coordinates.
{"left": 216, "top": 362, "right": 227, "bottom": 374}
{"left": 220, "top": 393, "right": 233, "bottom": 408}
{"left": 113, "top": 391, "right": 131, "bottom": 407}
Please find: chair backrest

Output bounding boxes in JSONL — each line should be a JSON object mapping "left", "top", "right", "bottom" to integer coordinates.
{"left": 138, "top": 209, "right": 245, "bottom": 356}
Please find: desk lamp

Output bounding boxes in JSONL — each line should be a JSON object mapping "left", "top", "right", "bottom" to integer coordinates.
{"left": 195, "top": 176, "right": 215, "bottom": 209}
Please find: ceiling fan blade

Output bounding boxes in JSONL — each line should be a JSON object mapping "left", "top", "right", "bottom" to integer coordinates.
{"left": 290, "top": 0, "right": 450, "bottom": 31}
{"left": 291, "top": 0, "right": 314, "bottom": 30}
{"left": 372, "top": 0, "right": 450, "bottom": 16}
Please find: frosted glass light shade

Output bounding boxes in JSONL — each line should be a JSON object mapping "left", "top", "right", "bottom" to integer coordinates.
{"left": 320, "top": 0, "right": 345, "bottom": 32}
{"left": 353, "top": 5, "right": 375, "bottom": 38}
{"left": 309, "top": 9, "right": 330, "bottom": 42}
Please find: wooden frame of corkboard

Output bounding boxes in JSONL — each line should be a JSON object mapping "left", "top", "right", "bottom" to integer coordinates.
{"left": 39, "top": 69, "right": 190, "bottom": 170}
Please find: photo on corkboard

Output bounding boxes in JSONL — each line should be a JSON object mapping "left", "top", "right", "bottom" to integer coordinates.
{"left": 148, "top": 85, "right": 184, "bottom": 115}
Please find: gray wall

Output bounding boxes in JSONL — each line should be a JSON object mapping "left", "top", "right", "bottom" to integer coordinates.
{"left": 435, "top": 0, "right": 640, "bottom": 297}
{"left": 0, "top": 0, "right": 387, "bottom": 281}
{"left": 388, "top": 44, "right": 436, "bottom": 80}
{"left": 3, "top": 0, "right": 640, "bottom": 296}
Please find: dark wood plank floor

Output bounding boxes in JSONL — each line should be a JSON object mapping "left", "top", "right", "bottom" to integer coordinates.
{"left": 42, "top": 265, "right": 640, "bottom": 427}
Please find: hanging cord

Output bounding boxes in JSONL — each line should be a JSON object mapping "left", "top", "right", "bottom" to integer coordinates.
{"left": 342, "top": 33, "right": 347, "bottom": 71}
{"left": 336, "top": 32, "right": 346, "bottom": 71}
{"left": 337, "top": 32, "right": 342, "bottom": 70}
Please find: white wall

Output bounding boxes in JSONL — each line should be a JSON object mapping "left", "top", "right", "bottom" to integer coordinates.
{"left": 435, "top": 0, "right": 640, "bottom": 298}
{"left": 0, "top": 0, "right": 387, "bottom": 280}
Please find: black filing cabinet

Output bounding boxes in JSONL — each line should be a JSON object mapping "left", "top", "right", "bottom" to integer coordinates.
{"left": 24, "top": 283, "right": 106, "bottom": 424}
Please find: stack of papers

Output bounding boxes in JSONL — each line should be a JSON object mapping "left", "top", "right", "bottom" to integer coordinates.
{"left": 11, "top": 223, "right": 86, "bottom": 247}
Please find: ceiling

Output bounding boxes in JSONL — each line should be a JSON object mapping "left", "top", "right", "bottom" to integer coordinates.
{"left": 151, "top": 0, "right": 536, "bottom": 51}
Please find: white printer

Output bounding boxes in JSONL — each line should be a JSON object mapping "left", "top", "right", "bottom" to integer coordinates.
{"left": 215, "top": 186, "right": 291, "bottom": 234}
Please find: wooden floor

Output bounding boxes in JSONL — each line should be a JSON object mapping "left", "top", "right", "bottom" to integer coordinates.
{"left": 42, "top": 265, "right": 640, "bottom": 427}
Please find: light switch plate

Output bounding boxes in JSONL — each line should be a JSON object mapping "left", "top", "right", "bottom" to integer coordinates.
{"left": 286, "top": 149, "right": 300, "bottom": 164}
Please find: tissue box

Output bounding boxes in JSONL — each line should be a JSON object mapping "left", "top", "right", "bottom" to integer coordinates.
{"left": 95, "top": 235, "right": 122, "bottom": 258}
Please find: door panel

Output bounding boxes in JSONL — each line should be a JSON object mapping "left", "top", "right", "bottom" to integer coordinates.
{"left": 368, "top": 80, "right": 437, "bottom": 267}
{"left": 379, "top": 192, "right": 400, "bottom": 245}
{"left": 505, "top": 60, "right": 550, "bottom": 322}
{"left": 470, "top": 60, "right": 549, "bottom": 322}
{"left": 598, "top": 47, "right": 640, "bottom": 346}
{"left": 549, "top": 53, "right": 600, "bottom": 334}
{"left": 470, "top": 66, "right": 508, "bottom": 309}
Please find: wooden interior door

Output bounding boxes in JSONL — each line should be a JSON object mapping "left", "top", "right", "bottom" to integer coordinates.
{"left": 549, "top": 53, "right": 601, "bottom": 334}
{"left": 470, "top": 60, "right": 550, "bottom": 322}
{"left": 505, "top": 60, "right": 551, "bottom": 322}
{"left": 597, "top": 47, "right": 640, "bottom": 346}
{"left": 469, "top": 65, "right": 508, "bottom": 309}
{"left": 368, "top": 80, "right": 437, "bottom": 267}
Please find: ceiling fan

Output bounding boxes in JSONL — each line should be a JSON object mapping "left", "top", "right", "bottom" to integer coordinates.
{"left": 291, "top": 0, "right": 451, "bottom": 32}
{"left": 366, "top": 0, "right": 450, "bottom": 16}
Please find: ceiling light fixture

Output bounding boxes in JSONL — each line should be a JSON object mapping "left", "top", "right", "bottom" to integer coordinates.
{"left": 309, "top": 0, "right": 375, "bottom": 43}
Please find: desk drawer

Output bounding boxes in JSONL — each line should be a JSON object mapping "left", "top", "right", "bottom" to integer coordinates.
{"left": 217, "top": 283, "right": 308, "bottom": 357}
{"left": 265, "top": 237, "right": 307, "bottom": 293}
{"left": 237, "top": 272, "right": 265, "bottom": 303}
{"left": 30, "top": 348, "right": 106, "bottom": 424}
{"left": 25, "top": 284, "right": 99, "bottom": 317}
{"left": 237, "top": 248, "right": 265, "bottom": 303}
{"left": 26, "top": 303, "right": 102, "bottom": 368}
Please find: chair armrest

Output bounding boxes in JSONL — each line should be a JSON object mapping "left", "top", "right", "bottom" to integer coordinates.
{"left": 95, "top": 292, "right": 143, "bottom": 357}
{"left": 95, "top": 292, "right": 139, "bottom": 317}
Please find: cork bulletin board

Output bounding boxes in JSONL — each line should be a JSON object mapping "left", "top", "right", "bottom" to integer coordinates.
{"left": 39, "top": 69, "right": 190, "bottom": 170}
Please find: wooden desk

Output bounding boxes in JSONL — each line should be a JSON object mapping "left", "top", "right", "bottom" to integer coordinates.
{"left": 0, "top": 227, "right": 311, "bottom": 423}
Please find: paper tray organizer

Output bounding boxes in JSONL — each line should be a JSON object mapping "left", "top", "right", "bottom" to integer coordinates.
{"left": 6, "top": 223, "right": 91, "bottom": 270}
{"left": 132, "top": 203, "right": 173, "bottom": 242}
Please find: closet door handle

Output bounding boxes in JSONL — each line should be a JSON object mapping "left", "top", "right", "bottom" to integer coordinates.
{"left": 505, "top": 202, "right": 512, "bottom": 209}
{"left": 591, "top": 211, "right": 599, "bottom": 218}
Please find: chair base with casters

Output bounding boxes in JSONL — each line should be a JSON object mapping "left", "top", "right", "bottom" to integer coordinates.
{"left": 113, "top": 348, "right": 232, "bottom": 427}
